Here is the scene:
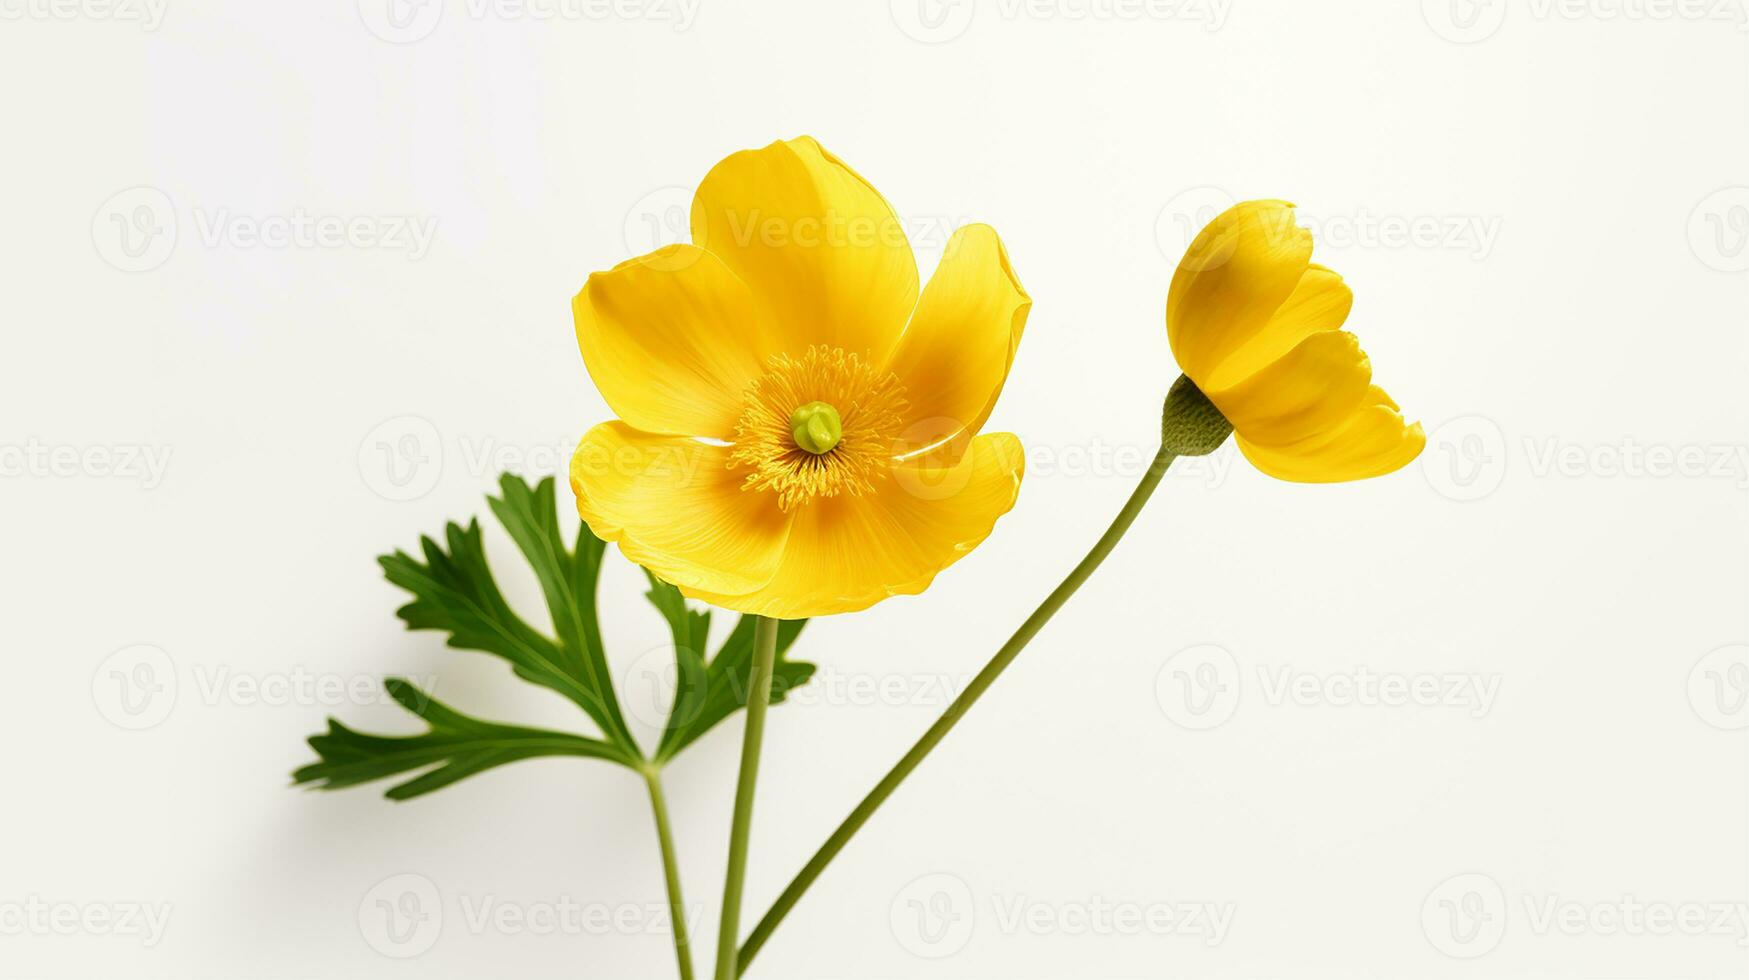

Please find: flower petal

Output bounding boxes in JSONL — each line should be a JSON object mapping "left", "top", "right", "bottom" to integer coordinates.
{"left": 684, "top": 432, "right": 1025, "bottom": 618}
{"left": 569, "top": 422, "right": 792, "bottom": 595}
{"left": 1204, "top": 263, "right": 1352, "bottom": 390}
{"left": 1237, "top": 386, "right": 1425, "bottom": 483}
{"left": 573, "top": 245, "right": 779, "bottom": 439}
{"left": 1167, "top": 200, "right": 1312, "bottom": 383}
{"left": 883, "top": 224, "right": 1030, "bottom": 463}
{"left": 1208, "top": 330, "right": 1373, "bottom": 447}
{"left": 690, "top": 136, "right": 919, "bottom": 358}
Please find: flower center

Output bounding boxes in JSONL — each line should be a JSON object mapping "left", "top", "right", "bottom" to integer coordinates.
{"left": 729, "top": 346, "right": 907, "bottom": 511}
{"left": 789, "top": 401, "right": 843, "bottom": 455}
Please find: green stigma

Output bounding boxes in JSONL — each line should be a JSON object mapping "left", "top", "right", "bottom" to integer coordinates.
{"left": 789, "top": 401, "right": 843, "bottom": 455}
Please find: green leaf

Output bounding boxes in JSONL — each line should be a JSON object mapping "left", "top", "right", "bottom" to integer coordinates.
{"left": 377, "top": 476, "right": 629, "bottom": 745}
{"left": 487, "top": 475, "right": 631, "bottom": 743}
{"left": 293, "top": 679, "right": 627, "bottom": 801}
{"left": 643, "top": 573, "right": 814, "bottom": 763}
{"left": 298, "top": 472, "right": 819, "bottom": 802}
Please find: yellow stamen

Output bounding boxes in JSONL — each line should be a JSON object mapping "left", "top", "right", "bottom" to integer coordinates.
{"left": 729, "top": 346, "right": 907, "bottom": 510}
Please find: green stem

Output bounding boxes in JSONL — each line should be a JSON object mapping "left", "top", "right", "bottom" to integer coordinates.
{"left": 713, "top": 615, "right": 782, "bottom": 980}
{"left": 737, "top": 446, "right": 1178, "bottom": 974}
{"left": 644, "top": 767, "right": 695, "bottom": 980}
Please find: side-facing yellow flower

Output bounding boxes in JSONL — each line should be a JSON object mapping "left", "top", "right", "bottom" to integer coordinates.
{"left": 1167, "top": 200, "right": 1425, "bottom": 481}
{"left": 569, "top": 137, "right": 1030, "bottom": 620}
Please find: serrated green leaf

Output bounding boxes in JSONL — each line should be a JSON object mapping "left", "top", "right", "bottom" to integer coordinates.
{"left": 378, "top": 476, "right": 629, "bottom": 745}
{"left": 488, "top": 475, "right": 631, "bottom": 745}
{"left": 292, "top": 678, "right": 628, "bottom": 801}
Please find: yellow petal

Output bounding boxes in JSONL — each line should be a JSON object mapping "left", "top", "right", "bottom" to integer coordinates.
{"left": 573, "top": 245, "right": 779, "bottom": 440}
{"left": 569, "top": 422, "right": 792, "bottom": 595}
{"left": 690, "top": 136, "right": 918, "bottom": 358}
{"left": 1237, "top": 386, "right": 1426, "bottom": 483}
{"left": 1208, "top": 330, "right": 1373, "bottom": 446}
{"left": 1204, "top": 263, "right": 1352, "bottom": 390}
{"left": 684, "top": 432, "right": 1025, "bottom": 618}
{"left": 1167, "top": 200, "right": 1312, "bottom": 382}
{"left": 883, "top": 224, "right": 1030, "bottom": 463}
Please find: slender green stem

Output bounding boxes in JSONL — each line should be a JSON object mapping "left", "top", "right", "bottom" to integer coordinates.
{"left": 737, "top": 446, "right": 1178, "bottom": 974}
{"left": 713, "top": 616, "right": 782, "bottom": 980}
{"left": 643, "top": 767, "right": 695, "bottom": 980}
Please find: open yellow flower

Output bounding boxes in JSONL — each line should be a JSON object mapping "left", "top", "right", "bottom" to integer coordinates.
{"left": 568, "top": 137, "right": 1029, "bottom": 620}
{"left": 1167, "top": 200, "right": 1425, "bottom": 482}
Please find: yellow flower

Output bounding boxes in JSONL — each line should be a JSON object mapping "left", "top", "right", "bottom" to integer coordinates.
{"left": 1167, "top": 200, "right": 1425, "bottom": 482}
{"left": 568, "top": 137, "right": 1030, "bottom": 620}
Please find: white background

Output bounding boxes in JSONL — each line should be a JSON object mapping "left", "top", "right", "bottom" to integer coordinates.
{"left": 3, "top": 0, "right": 1747, "bottom": 977}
